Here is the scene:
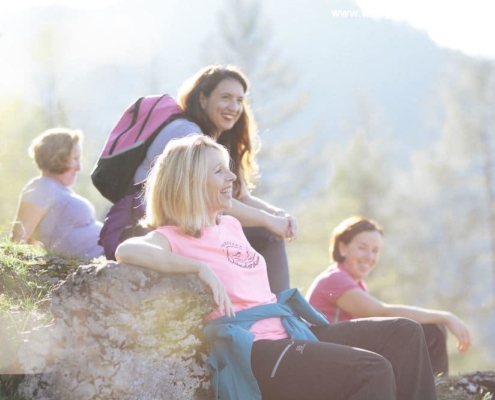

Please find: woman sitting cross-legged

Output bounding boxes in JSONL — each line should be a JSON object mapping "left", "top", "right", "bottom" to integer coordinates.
{"left": 115, "top": 134, "right": 438, "bottom": 400}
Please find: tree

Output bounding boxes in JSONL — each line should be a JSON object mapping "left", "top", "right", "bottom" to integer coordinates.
{"left": 202, "top": 0, "right": 322, "bottom": 209}
{"left": 30, "top": 26, "right": 69, "bottom": 127}
{"left": 437, "top": 55, "right": 495, "bottom": 289}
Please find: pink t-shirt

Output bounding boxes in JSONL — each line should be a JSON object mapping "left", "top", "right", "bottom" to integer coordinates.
{"left": 305, "top": 263, "right": 367, "bottom": 322}
{"left": 156, "top": 215, "right": 288, "bottom": 341}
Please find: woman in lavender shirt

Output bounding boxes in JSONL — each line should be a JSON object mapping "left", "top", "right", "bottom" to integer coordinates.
{"left": 10, "top": 128, "right": 104, "bottom": 258}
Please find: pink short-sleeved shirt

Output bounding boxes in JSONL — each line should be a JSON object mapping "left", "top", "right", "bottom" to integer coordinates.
{"left": 156, "top": 215, "right": 288, "bottom": 341}
{"left": 305, "top": 263, "right": 367, "bottom": 322}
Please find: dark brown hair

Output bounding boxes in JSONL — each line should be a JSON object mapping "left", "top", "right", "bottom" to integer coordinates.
{"left": 177, "top": 64, "right": 258, "bottom": 196}
{"left": 29, "top": 128, "right": 82, "bottom": 174}
{"left": 330, "top": 216, "right": 383, "bottom": 262}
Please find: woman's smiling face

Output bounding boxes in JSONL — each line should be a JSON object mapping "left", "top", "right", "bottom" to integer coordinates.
{"left": 338, "top": 230, "right": 383, "bottom": 281}
{"left": 200, "top": 78, "right": 244, "bottom": 138}
{"left": 205, "top": 147, "right": 236, "bottom": 219}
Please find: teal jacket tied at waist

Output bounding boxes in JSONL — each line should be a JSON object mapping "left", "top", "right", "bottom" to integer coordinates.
{"left": 203, "top": 288, "right": 330, "bottom": 400}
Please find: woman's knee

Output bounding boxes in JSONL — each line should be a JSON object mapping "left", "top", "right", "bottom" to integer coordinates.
{"left": 395, "top": 317, "right": 423, "bottom": 334}
{"left": 354, "top": 353, "right": 396, "bottom": 396}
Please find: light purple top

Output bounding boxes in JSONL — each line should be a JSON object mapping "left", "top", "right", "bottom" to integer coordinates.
{"left": 19, "top": 176, "right": 104, "bottom": 258}
{"left": 133, "top": 118, "right": 201, "bottom": 184}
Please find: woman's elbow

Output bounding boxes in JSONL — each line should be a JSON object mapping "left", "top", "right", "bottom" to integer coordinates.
{"left": 115, "top": 242, "right": 133, "bottom": 264}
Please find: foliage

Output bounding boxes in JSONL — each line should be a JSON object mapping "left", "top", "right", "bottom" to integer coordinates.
{"left": 0, "top": 240, "right": 94, "bottom": 341}
{"left": 202, "top": 0, "right": 325, "bottom": 208}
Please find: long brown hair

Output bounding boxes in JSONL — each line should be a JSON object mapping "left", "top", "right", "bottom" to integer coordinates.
{"left": 177, "top": 64, "right": 259, "bottom": 196}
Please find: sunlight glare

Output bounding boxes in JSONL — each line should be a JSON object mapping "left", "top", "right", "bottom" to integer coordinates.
{"left": 356, "top": 0, "right": 495, "bottom": 59}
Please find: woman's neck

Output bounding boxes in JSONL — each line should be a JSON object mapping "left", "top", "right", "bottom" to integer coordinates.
{"left": 41, "top": 171, "right": 66, "bottom": 186}
{"left": 205, "top": 213, "right": 220, "bottom": 227}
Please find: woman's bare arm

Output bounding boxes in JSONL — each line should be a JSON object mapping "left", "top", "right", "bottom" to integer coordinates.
{"left": 115, "top": 231, "right": 235, "bottom": 317}
{"left": 336, "top": 288, "right": 471, "bottom": 352}
{"left": 10, "top": 202, "right": 47, "bottom": 245}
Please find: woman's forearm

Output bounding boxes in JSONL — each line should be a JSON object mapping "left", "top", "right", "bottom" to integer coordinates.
{"left": 225, "top": 198, "right": 271, "bottom": 227}
{"left": 115, "top": 233, "right": 205, "bottom": 275}
{"left": 236, "top": 193, "right": 284, "bottom": 215}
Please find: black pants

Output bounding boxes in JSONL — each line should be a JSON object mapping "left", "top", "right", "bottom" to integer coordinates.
{"left": 243, "top": 227, "right": 290, "bottom": 295}
{"left": 422, "top": 323, "right": 449, "bottom": 376}
{"left": 251, "top": 318, "right": 438, "bottom": 400}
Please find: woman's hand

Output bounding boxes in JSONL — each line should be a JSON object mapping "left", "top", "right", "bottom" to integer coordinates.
{"left": 197, "top": 264, "right": 235, "bottom": 317}
{"left": 117, "top": 234, "right": 235, "bottom": 317}
{"left": 271, "top": 210, "right": 298, "bottom": 241}
{"left": 285, "top": 214, "right": 298, "bottom": 241}
{"left": 444, "top": 313, "right": 472, "bottom": 353}
{"left": 264, "top": 214, "right": 292, "bottom": 240}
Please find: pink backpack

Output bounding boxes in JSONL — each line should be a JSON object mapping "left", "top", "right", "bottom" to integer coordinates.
{"left": 91, "top": 94, "right": 182, "bottom": 203}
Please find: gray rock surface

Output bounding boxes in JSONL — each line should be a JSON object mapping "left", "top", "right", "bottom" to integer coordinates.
{"left": 19, "top": 262, "right": 214, "bottom": 400}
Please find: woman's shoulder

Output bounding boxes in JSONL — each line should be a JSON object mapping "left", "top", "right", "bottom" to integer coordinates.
{"left": 164, "top": 118, "right": 202, "bottom": 135}
{"left": 318, "top": 264, "right": 354, "bottom": 283}
{"left": 219, "top": 214, "right": 242, "bottom": 229}
{"left": 22, "top": 176, "right": 64, "bottom": 195}
{"left": 151, "top": 118, "right": 202, "bottom": 150}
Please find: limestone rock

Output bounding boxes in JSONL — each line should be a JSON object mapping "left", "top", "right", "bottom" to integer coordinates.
{"left": 19, "top": 262, "right": 214, "bottom": 400}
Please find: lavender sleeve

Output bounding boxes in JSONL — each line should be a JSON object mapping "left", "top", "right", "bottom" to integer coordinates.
{"left": 133, "top": 119, "right": 202, "bottom": 184}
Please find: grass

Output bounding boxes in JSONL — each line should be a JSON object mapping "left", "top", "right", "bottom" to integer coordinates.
{"left": 0, "top": 240, "right": 88, "bottom": 337}
{"left": 0, "top": 240, "right": 99, "bottom": 399}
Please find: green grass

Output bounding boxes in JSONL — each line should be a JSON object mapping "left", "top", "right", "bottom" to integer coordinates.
{"left": 0, "top": 239, "right": 96, "bottom": 343}
{"left": 0, "top": 240, "right": 97, "bottom": 399}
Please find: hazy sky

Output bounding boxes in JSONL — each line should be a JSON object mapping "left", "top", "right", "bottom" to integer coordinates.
{"left": 2, "top": 0, "right": 494, "bottom": 59}
{"left": 356, "top": 0, "right": 494, "bottom": 59}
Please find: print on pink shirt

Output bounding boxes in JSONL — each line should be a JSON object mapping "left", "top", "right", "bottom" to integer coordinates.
{"left": 222, "top": 241, "right": 260, "bottom": 269}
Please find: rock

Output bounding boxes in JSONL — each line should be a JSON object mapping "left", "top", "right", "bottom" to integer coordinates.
{"left": 18, "top": 262, "right": 214, "bottom": 400}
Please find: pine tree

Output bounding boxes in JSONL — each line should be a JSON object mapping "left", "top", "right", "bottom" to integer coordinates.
{"left": 202, "top": 0, "right": 321, "bottom": 209}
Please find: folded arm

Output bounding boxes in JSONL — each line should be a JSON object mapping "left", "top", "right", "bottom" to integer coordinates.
{"left": 225, "top": 181, "right": 298, "bottom": 240}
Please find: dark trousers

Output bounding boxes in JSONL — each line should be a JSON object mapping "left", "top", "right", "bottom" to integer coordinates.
{"left": 243, "top": 227, "right": 290, "bottom": 295}
{"left": 251, "top": 318, "right": 438, "bottom": 400}
{"left": 422, "top": 323, "right": 449, "bottom": 376}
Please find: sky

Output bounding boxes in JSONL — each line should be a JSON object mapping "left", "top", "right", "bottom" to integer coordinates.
{"left": 355, "top": 0, "right": 495, "bottom": 59}
{"left": 1, "top": 0, "right": 494, "bottom": 59}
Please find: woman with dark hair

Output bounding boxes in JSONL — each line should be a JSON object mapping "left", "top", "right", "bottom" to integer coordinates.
{"left": 11, "top": 128, "right": 104, "bottom": 258}
{"left": 133, "top": 64, "right": 296, "bottom": 295}
{"left": 306, "top": 216, "right": 472, "bottom": 376}
{"left": 116, "top": 135, "right": 438, "bottom": 400}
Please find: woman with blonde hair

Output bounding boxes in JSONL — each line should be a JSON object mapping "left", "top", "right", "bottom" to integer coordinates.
{"left": 116, "top": 134, "right": 438, "bottom": 400}
{"left": 131, "top": 64, "right": 296, "bottom": 294}
{"left": 11, "top": 128, "right": 103, "bottom": 258}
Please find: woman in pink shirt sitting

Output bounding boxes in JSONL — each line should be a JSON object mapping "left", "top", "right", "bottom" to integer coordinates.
{"left": 115, "top": 135, "right": 438, "bottom": 400}
{"left": 306, "top": 216, "right": 472, "bottom": 376}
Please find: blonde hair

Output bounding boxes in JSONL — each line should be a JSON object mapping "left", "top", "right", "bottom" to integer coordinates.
{"left": 144, "top": 134, "right": 231, "bottom": 237}
{"left": 29, "top": 128, "right": 82, "bottom": 173}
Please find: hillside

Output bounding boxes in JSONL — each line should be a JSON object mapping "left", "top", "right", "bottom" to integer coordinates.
{"left": 0, "top": 241, "right": 494, "bottom": 399}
